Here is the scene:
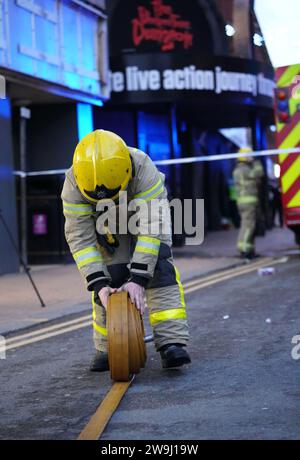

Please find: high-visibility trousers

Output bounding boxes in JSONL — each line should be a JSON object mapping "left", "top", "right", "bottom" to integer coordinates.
{"left": 237, "top": 203, "right": 257, "bottom": 254}
{"left": 91, "top": 235, "right": 189, "bottom": 352}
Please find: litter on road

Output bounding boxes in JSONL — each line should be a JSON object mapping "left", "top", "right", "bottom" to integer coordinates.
{"left": 258, "top": 267, "right": 276, "bottom": 276}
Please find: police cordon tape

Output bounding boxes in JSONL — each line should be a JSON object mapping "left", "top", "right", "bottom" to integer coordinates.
{"left": 13, "top": 147, "right": 300, "bottom": 177}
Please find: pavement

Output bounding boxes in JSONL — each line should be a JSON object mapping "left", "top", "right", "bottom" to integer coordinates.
{"left": 0, "top": 226, "right": 297, "bottom": 334}
{"left": 0, "top": 252, "right": 299, "bottom": 440}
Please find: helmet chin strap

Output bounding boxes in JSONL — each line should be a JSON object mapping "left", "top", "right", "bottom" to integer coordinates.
{"left": 84, "top": 184, "right": 121, "bottom": 201}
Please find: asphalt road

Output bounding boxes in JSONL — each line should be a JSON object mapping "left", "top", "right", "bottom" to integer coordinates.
{"left": 1, "top": 256, "right": 300, "bottom": 440}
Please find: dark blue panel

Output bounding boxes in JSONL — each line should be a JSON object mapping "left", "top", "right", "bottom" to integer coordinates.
{"left": 93, "top": 110, "right": 136, "bottom": 147}
{"left": 137, "top": 111, "right": 171, "bottom": 186}
{"left": 0, "top": 98, "right": 19, "bottom": 274}
{"left": 137, "top": 112, "right": 171, "bottom": 161}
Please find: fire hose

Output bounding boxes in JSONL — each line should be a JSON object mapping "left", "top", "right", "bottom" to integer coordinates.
{"left": 107, "top": 291, "right": 148, "bottom": 382}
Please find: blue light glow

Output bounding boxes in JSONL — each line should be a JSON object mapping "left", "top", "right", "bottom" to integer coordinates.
{"left": 0, "top": 99, "right": 11, "bottom": 119}
{"left": 0, "top": 0, "right": 104, "bottom": 100}
{"left": 77, "top": 103, "right": 94, "bottom": 140}
{"left": 255, "top": 117, "right": 262, "bottom": 149}
{"left": 137, "top": 112, "right": 171, "bottom": 161}
{"left": 170, "top": 106, "right": 180, "bottom": 159}
{"left": 0, "top": 165, "right": 12, "bottom": 179}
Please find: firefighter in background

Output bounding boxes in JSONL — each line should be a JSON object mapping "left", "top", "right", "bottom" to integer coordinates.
{"left": 233, "top": 147, "right": 264, "bottom": 259}
{"left": 269, "top": 177, "right": 283, "bottom": 228}
{"left": 61, "top": 130, "right": 190, "bottom": 372}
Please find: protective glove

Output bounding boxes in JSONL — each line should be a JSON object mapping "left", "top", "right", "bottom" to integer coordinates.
{"left": 118, "top": 282, "right": 146, "bottom": 315}
{"left": 98, "top": 286, "right": 117, "bottom": 309}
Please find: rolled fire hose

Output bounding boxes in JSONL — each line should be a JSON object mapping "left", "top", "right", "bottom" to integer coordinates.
{"left": 107, "top": 291, "right": 147, "bottom": 382}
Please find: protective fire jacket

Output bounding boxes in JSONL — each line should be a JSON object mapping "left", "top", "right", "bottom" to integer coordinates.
{"left": 233, "top": 160, "right": 264, "bottom": 205}
{"left": 61, "top": 148, "right": 172, "bottom": 292}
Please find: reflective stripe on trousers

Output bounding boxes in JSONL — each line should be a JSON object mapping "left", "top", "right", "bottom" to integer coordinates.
{"left": 237, "top": 195, "right": 258, "bottom": 205}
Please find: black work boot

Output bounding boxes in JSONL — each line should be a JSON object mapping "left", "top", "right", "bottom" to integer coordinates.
{"left": 159, "top": 344, "right": 191, "bottom": 369}
{"left": 240, "top": 251, "right": 256, "bottom": 260}
{"left": 89, "top": 351, "right": 109, "bottom": 372}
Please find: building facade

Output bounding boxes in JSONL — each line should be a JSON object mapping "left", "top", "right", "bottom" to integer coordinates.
{"left": 0, "top": 0, "right": 276, "bottom": 272}
{"left": 95, "top": 0, "right": 274, "bottom": 234}
{"left": 0, "top": 0, "right": 109, "bottom": 273}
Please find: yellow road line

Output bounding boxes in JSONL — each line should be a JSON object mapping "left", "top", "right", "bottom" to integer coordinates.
{"left": 0, "top": 321, "right": 92, "bottom": 353}
{"left": 185, "top": 258, "right": 280, "bottom": 294}
{"left": 183, "top": 257, "right": 273, "bottom": 289}
{"left": 5, "top": 314, "right": 92, "bottom": 345}
{"left": 2, "top": 257, "right": 285, "bottom": 353}
{"left": 77, "top": 378, "right": 134, "bottom": 441}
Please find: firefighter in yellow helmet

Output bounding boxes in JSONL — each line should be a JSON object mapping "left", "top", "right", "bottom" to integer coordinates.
{"left": 233, "top": 147, "right": 264, "bottom": 259}
{"left": 61, "top": 130, "right": 190, "bottom": 371}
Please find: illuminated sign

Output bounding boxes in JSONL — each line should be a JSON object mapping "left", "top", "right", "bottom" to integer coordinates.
{"left": 109, "top": 0, "right": 274, "bottom": 109}
{"left": 33, "top": 214, "right": 48, "bottom": 236}
{"left": 131, "top": 0, "right": 193, "bottom": 52}
{"left": 109, "top": 0, "right": 214, "bottom": 56}
{"left": 110, "top": 54, "right": 275, "bottom": 108}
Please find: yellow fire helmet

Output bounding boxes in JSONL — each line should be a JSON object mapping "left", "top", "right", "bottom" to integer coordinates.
{"left": 238, "top": 147, "right": 253, "bottom": 162}
{"left": 73, "top": 129, "right": 132, "bottom": 203}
